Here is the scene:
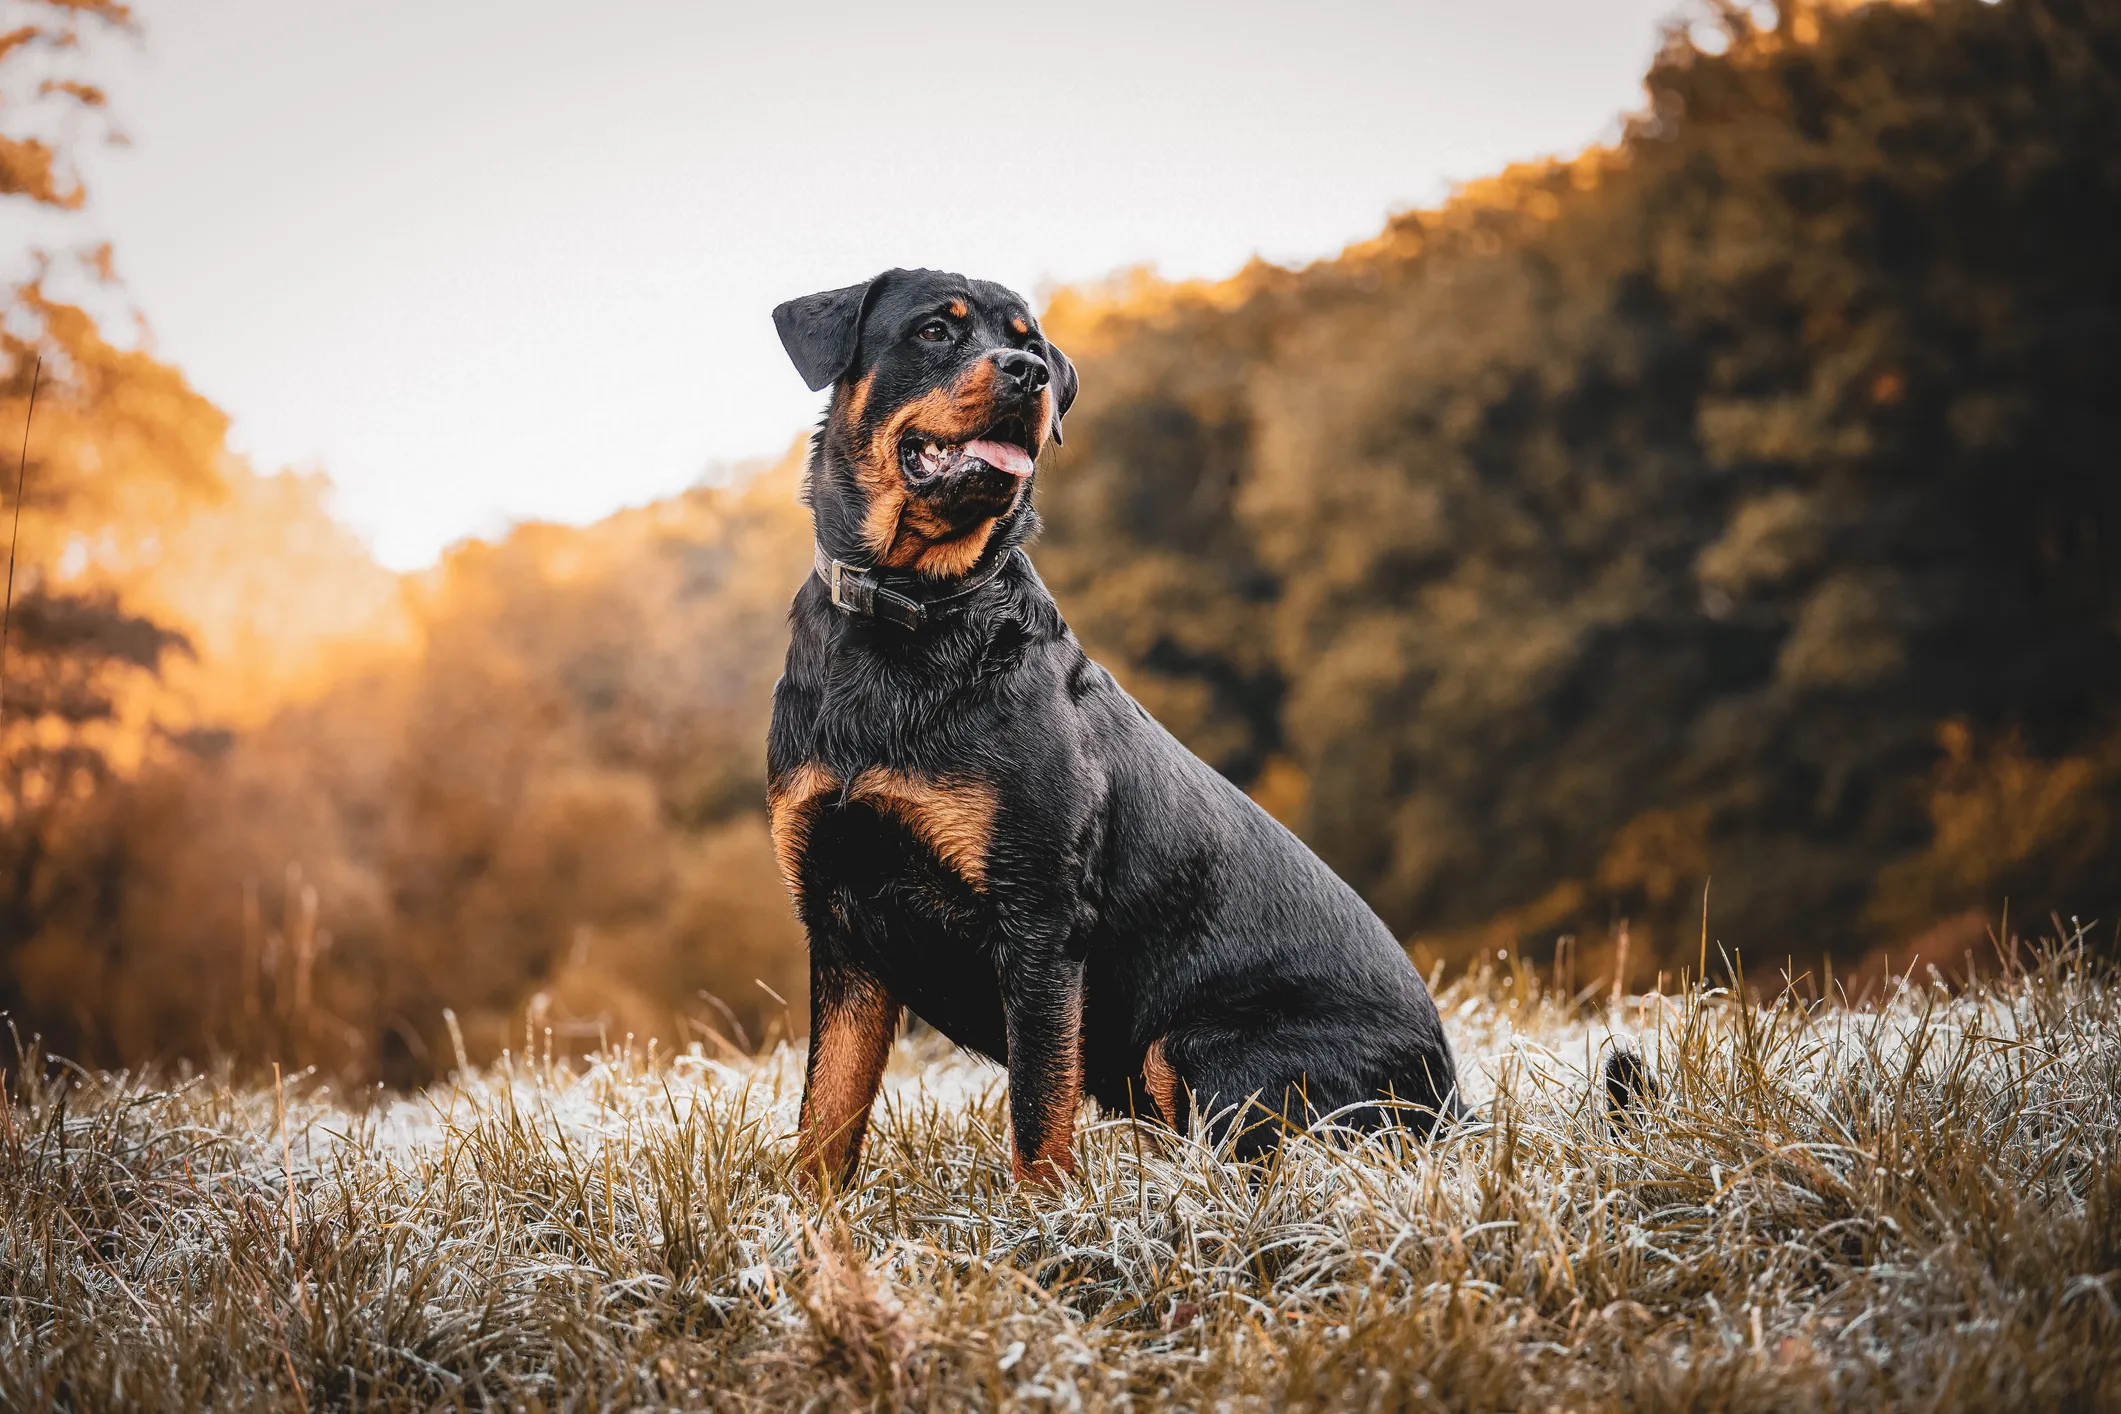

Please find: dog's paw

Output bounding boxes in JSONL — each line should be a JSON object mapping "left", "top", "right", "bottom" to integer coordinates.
{"left": 1011, "top": 1150, "right": 1077, "bottom": 1190}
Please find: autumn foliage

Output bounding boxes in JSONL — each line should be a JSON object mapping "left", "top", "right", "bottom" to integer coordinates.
{"left": 3, "top": 0, "right": 2119, "bottom": 1079}
{"left": 1038, "top": 0, "right": 2121, "bottom": 982}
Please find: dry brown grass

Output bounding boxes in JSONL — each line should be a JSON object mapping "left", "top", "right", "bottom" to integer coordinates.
{"left": 3, "top": 936, "right": 2118, "bottom": 1411}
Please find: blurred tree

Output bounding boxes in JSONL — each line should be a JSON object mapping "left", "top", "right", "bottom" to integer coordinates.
{"left": 0, "top": 1, "right": 226, "bottom": 1042}
{"left": 0, "top": 0, "right": 130, "bottom": 208}
{"left": 0, "top": 0, "right": 802, "bottom": 1077}
{"left": 11, "top": 0, "right": 2121, "bottom": 1079}
{"left": 1039, "top": 0, "right": 2121, "bottom": 977}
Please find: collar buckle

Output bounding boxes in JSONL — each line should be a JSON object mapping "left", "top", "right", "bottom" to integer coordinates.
{"left": 827, "top": 559, "right": 860, "bottom": 614}
{"left": 816, "top": 544, "right": 1018, "bottom": 632}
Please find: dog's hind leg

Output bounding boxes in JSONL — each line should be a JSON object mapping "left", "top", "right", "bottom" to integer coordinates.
{"left": 1161, "top": 1015, "right": 1462, "bottom": 1161}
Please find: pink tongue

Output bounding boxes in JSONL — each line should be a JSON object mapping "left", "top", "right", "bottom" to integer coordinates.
{"left": 963, "top": 438, "right": 1035, "bottom": 477}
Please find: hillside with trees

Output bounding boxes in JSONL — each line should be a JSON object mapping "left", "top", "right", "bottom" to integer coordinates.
{"left": 0, "top": 1, "right": 808, "bottom": 1074}
{"left": 1038, "top": 0, "right": 2121, "bottom": 980}
{"left": 3, "top": 0, "right": 2117, "bottom": 1077}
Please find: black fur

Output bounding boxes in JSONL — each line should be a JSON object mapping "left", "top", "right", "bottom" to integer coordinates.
{"left": 769, "top": 268, "right": 1463, "bottom": 1186}
{"left": 772, "top": 278, "right": 878, "bottom": 391}
{"left": 1602, "top": 1046, "right": 1658, "bottom": 1128}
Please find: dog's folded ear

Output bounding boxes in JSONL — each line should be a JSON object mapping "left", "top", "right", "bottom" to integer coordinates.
{"left": 773, "top": 272, "right": 893, "bottom": 392}
{"left": 1045, "top": 340, "right": 1079, "bottom": 445}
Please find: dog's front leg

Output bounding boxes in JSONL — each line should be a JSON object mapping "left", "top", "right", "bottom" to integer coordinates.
{"left": 999, "top": 936, "right": 1086, "bottom": 1187}
{"left": 795, "top": 960, "right": 898, "bottom": 1192}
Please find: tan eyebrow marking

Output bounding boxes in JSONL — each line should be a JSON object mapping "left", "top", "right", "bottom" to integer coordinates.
{"left": 948, "top": 298, "right": 968, "bottom": 318}
{"left": 1011, "top": 317, "right": 1029, "bottom": 335}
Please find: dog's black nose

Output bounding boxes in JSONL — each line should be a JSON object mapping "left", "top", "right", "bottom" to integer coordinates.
{"left": 992, "top": 349, "right": 1050, "bottom": 396}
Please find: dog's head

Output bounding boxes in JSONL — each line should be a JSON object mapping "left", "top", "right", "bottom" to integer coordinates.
{"left": 774, "top": 268, "right": 1077, "bottom": 579}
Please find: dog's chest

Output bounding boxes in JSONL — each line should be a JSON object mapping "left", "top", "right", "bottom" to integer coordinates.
{"left": 769, "top": 763, "right": 996, "bottom": 891}
{"left": 768, "top": 761, "right": 1009, "bottom": 1051}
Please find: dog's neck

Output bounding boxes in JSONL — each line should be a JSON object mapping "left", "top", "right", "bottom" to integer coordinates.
{"left": 809, "top": 540, "right": 1024, "bottom": 633}
{"left": 808, "top": 510, "right": 1035, "bottom": 585}
{"left": 802, "top": 439, "right": 1037, "bottom": 633}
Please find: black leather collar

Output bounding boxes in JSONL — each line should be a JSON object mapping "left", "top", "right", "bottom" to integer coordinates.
{"left": 812, "top": 544, "right": 1022, "bottom": 632}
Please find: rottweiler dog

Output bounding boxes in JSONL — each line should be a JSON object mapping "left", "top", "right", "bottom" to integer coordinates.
{"left": 768, "top": 267, "right": 1464, "bottom": 1188}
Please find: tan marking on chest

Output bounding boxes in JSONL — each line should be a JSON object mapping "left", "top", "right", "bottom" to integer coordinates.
{"left": 847, "top": 768, "right": 1000, "bottom": 888}
{"left": 768, "top": 763, "right": 842, "bottom": 900}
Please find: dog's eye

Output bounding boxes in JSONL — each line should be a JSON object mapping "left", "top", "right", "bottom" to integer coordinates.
{"left": 916, "top": 319, "right": 951, "bottom": 344}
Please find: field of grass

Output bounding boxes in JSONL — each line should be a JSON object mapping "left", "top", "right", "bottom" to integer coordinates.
{"left": 3, "top": 941, "right": 2118, "bottom": 1412}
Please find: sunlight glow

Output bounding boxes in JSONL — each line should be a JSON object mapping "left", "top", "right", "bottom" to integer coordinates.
{"left": 42, "top": 0, "right": 1679, "bottom": 568}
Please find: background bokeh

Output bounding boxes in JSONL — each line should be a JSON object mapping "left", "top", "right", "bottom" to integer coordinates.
{"left": 3, "top": 0, "right": 2116, "bottom": 1081}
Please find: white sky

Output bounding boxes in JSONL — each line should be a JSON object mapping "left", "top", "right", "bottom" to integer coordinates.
{"left": 25, "top": 0, "right": 1682, "bottom": 568}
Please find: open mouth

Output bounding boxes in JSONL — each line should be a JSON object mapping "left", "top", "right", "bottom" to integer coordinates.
{"left": 898, "top": 410, "right": 1037, "bottom": 482}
